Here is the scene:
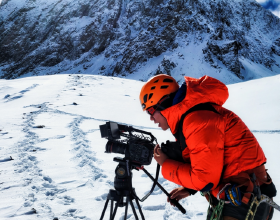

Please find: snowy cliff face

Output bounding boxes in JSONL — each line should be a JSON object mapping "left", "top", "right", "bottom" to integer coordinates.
{"left": 0, "top": 0, "right": 280, "bottom": 82}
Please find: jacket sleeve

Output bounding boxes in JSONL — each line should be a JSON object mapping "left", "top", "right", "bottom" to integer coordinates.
{"left": 162, "top": 110, "right": 225, "bottom": 191}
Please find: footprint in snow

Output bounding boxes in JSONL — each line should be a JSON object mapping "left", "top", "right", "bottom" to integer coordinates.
{"left": 142, "top": 204, "right": 166, "bottom": 211}
{"left": 95, "top": 193, "right": 108, "bottom": 201}
{"left": 62, "top": 208, "right": 87, "bottom": 219}
{"left": 57, "top": 195, "right": 75, "bottom": 205}
{"left": 4, "top": 84, "right": 39, "bottom": 102}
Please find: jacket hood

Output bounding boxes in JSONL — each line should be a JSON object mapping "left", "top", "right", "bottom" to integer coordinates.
{"left": 161, "top": 75, "right": 229, "bottom": 134}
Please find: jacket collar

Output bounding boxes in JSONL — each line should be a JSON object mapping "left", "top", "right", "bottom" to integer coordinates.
{"left": 160, "top": 75, "right": 229, "bottom": 134}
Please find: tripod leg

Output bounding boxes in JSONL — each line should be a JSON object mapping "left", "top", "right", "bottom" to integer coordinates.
{"left": 128, "top": 196, "right": 139, "bottom": 220}
{"left": 100, "top": 199, "right": 110, "bottom": 220}
{"left": 124, "top": 197, "right": 129, "bottom": 219}
{"left": 135, "top": 198, "right": 145, "bottom": 220}
{"left": 110, "top": 200, "right": 114, "bottom": 220}
{"left": 110, "top": 197, "right": 122, "bottom": 220}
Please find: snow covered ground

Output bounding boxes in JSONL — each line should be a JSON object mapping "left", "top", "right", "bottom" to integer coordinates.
{"left": 0, "top": 74, "right": 279, "bottom": 220}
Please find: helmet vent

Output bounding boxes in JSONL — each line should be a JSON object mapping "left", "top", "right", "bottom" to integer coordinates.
{"left": 160, "top": 85, "right": 169, "bottom": 89}
{"left": 163, "top": 79, "right": 174, "bottom": 83}
{"left": 143, "top": 94, "right": 148, "bottom": 103}
{"left": 154, "top": 80, "right": 159, "bottom": 83}
{"left": 148, "top": 93, "right": 153, "bottom": 100}
{"left": 151, "top": 86, "right": 156, "bottom": 90}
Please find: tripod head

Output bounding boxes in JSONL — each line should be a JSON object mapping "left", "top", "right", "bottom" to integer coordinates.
{"left": 113, "top": 157, "right": 135, "bottom": 192}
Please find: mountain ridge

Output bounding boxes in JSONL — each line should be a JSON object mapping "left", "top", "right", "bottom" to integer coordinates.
{"left": 0, "top": 0, "right": 280, "bottom": 82}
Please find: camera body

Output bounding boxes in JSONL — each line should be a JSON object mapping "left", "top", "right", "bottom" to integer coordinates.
{"left": 100, "top": 121, "right": 156, "bottom": 165}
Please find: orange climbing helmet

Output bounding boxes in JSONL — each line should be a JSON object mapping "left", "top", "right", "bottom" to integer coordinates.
{"left": 139, "top": 74, "right": 179, "bottom": 111}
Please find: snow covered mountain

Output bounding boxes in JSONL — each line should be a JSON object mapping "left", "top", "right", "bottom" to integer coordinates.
{"left": 0, "top": 0, "right": 280, "bottom": 82}
{"left": 0, "top": 74, "right": 279, "bottom": 219}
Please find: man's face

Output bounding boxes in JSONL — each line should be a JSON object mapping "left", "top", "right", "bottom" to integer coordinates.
{"left": 149, "top": 111, "right": 169, "bottom": 131}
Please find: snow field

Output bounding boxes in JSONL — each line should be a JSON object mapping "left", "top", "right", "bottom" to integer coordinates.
{"left": 0, "top": 74, "right": 279, "bottom": 219}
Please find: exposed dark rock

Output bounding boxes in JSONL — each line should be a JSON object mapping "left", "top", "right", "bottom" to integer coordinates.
{"left": 272, "top": 38, "right": 280, "bottom": 56}
{"left": 33, "top": 125, "right": 45, "bottom": 128}
{"left": 0, "top": 0, "right": 279, "bottom": 79}
{"left": 203, "top": 40, "right": 244, "bottom": 78}
{"left": 155, "top": 58, "right": 176, "bottom": 76}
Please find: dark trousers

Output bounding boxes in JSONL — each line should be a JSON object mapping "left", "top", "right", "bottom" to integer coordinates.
{"left": 207, "top": 201, "right": 274, "bottom": 220}
{"left": 223, "top": 202, "right": 273, "bottom": 220}
{"left": 207, "top": 180, "right": 277, "bottom": 220}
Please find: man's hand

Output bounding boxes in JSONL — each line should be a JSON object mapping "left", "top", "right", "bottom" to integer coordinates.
{"left": 167, "top": 187, "right": 190, "bottom": 206}
{"left": 153, "top": 144, "right": 168, "bottom": 166}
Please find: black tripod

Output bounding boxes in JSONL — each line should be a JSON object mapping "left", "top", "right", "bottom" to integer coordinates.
{"left": 99, "top": 157, "right": 186, "bottom": 220}
{"left": 100, "top": 188, "right": 145, "bottom": 220}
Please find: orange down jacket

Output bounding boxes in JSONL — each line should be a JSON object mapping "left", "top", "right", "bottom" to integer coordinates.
{"left": 160, "top": 75, "right": 266, "bottom": 198}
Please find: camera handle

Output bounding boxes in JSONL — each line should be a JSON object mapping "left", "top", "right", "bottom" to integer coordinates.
{"left": 136, "top": 164, "right": 186, "bottom": 214}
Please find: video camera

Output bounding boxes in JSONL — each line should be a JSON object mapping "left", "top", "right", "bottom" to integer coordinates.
{"left": 99, "top": 121, "right": 157, "bottom": 165}
{"left": 99, "top": 121, "right": 186, "bottom": 219}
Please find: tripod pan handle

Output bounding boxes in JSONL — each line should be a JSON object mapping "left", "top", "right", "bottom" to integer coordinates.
{"left": 169, "top": 198, "right": 186, "bottom": 214}
{"left": 141, "top": 166, "right": 186, "bottom": 214}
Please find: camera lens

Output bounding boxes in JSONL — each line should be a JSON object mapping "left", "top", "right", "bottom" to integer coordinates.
{"left": 105, "top": 141, "right": 126, "bottom": 155}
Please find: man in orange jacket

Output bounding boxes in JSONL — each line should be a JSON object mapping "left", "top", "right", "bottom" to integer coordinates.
{"left": 139, "top": 74, "right": 277, "bottom": 220}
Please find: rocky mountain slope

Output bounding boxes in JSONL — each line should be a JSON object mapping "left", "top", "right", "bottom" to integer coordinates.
{"left": 0, "top": 0, "right": 280, "bottom": 82}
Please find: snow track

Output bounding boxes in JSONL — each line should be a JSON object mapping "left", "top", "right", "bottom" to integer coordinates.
{"left": 12, "top": 105, "right": 113, "bottom": 218}
{"left": 4, "top": 84, "right": 39, "bottom": 103}
{"left": 0, "top": 75, "right": 115, "bottom": 219}
{"left": 68, "top": 116, "right": 106, "bottom": 181}
{"left": 11, "top": 103, "right": 65, "bottom": 218}
{"left": 11, "top": 102, "right": 93, "bottom": 219}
